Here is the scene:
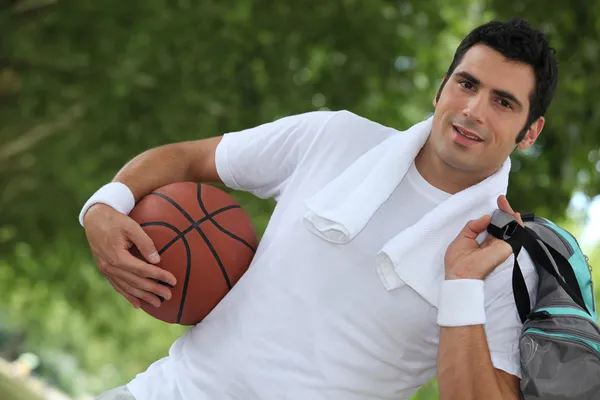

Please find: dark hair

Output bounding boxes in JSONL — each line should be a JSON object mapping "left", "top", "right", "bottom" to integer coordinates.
{"left": 435, "top": 19, "right": 558, "bottom": 142}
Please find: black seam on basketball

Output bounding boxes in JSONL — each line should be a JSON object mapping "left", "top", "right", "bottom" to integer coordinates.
{"left": 141, "top": 205, "right": 241, "bottom": 255}
{"left": 193, "top": 222, "right": 232, "bottom": 289}
{"left": 137, "top": 221, "right": 191, "bottom": 324}
{"left": 140, "top": 222, "right": 183, "bottom": 255}
{"left": 173, "top": 233, "right": 192, "bottom": 324}
{"left": 148, "top": 191, "right": 232, "bottom": 290}
{"left": 196, "top": 184, "right": 257, "bottom": 253}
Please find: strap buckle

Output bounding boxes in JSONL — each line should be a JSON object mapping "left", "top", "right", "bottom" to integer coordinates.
{"left": 501, "top": 221, "right": 519, "bottom": 240}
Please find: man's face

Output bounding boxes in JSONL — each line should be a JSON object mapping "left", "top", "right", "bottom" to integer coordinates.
{"left": 430, "top": 44, "right": 544, "bottom": 177}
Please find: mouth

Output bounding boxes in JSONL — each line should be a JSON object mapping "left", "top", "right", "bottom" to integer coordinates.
{"left": 452, "top": 124, "right": 483, "bottom": 142}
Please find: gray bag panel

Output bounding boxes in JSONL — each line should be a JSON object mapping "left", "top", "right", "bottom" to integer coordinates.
{"left": 520, "top": 332, "right": 600, "bottom": 399}
{"left": 521, "top": 308, "right": 600, "bottom": 399}
{"left": 525, "top": 217, "right": 573, "bottom": 261}
{"left": 535, "top": 268, "right": 587, "bottom": 309}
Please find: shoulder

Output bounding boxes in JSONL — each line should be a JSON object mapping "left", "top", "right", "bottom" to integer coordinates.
{"left": 265, "top": 110, "right": 401, "bottom": 195}
{"left": 324, "top": 110, "right": 400, "bottom": 137}
{"left": 278, "top": 109, "right": 397, "bottom": 137}
{"left": 304, "top": 109, "right": 400, "bottom": 157}
{"left": 260, "top": 109, "right": 399, "bottom": 168}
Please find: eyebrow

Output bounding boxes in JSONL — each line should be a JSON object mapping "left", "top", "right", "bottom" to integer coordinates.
{"left": 455, "top": 71, "right": 524, "bottom": 110}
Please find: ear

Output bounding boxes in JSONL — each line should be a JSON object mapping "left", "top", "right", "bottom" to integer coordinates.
{"left": 517, "top": 117, "right": 545, "bottom": 150}
{"left": 433, "top": 75, "right": 447, "bottom": 107}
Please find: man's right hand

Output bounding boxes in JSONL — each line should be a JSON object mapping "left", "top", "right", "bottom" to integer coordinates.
{"left": 83, "top": 204, "right": 177, "bottom": 308}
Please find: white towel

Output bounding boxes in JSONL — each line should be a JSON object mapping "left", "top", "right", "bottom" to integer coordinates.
{"left": 303, "top": 116, "right": 511, "bottom": 307}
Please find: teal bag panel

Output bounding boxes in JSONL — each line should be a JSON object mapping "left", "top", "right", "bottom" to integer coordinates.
{"left": 541, "top": 218, "right": 597, "bottom": 320}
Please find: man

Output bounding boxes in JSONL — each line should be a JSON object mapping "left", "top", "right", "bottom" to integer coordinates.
{"left": 82, "top": 18, "right": 558, "bottom": 400}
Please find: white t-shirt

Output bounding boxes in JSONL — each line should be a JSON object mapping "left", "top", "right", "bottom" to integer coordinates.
{"left": 127, "top": 110, "right": 537, "bottom": 400}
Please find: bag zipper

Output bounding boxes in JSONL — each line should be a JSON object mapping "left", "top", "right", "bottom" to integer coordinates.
{"left": 537, "top": 285, "right": 595, "bottom": 315}
{"left": 526, "top": 309, "right": 600, "bottom": 336}
{"left": 537, "top": 300, "right": 590, "bottom": 314}
{"left": 528, "top": 317, "right": 600, "bottom": 338}
{"left": 585, "top": 254, "right": 596, "bottom": 312}
{"left": 526, "top": 324, "right": 600, "bottom": 344}
{"left": 524, "top": 330, "right": 600, "bottom": 359}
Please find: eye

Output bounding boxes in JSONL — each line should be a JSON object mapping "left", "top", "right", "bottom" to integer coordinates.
{"left": 459, "top": 80, "right": 475, "bottom": 90}
{"left": 497, "top": 98, "right": 513, "bottom": 109}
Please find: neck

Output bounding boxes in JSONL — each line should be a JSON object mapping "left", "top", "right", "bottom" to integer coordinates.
{"left": 414, "top": 139, "right": 497, "bottom": 195}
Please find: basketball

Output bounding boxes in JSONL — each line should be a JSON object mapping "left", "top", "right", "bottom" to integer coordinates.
{"left": 128, "top": 182, "right": 258, "bottom": 325}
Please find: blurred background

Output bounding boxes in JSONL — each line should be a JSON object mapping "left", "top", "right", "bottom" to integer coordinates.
{"left": 1, "top": 0, "right": 599, "bottom": 399}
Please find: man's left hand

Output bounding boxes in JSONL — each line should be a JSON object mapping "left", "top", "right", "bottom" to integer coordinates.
{"left": 444, "top": 195, "right": 524, "bottom": 281}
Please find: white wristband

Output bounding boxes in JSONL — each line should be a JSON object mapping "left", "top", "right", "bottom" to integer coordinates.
{"left": 437, "top": 279, "right": 486, "bottom": 327}
{"left": 78, "top": 182, "right": 135, "bottom": 227}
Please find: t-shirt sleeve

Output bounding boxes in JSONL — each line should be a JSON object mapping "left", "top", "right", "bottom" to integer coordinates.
{"left": 214, "top": 110, "right": 338, "bottom": 200}
{"left": 483, "top": 250, "right": 538, "bottom": 378}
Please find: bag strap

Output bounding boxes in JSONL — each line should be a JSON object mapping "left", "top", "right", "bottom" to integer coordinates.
{"left": 511, "top": 244, "right": 531, "bottom": 324}
{"left": 488, "top": 222, "right": 531, "bottom": 323}
{"left": 512, "top": 224, "right": 589, "bottom": 315}
{"left": 488, "top": 218, "right": 590, "bottom": 321}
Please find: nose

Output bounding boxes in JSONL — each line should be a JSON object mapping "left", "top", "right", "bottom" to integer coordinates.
{"left": 462, "top": 93, "right": 486, "bottom": 124}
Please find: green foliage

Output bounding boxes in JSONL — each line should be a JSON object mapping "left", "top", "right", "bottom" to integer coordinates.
{"left": 0, "top": 0, "right": 599, "bottom": 398}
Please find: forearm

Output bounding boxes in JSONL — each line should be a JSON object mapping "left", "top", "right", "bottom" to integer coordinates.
{"left": 113, "top": 144, "right": 194, "bottom": 201}
{"left": 438, "top": 325, "right": 516, "bottom": 400}
{"left": 436, "top": 279, "right": 519, "bottom": 400}
{"left": 438, "top": 203, "right": 525, "bottom": 399}
{"left": 80, "top": 138, "right": 224, "bottom": 226}
{"left": 112, "top": 138, "right": 223, "bottom": 202}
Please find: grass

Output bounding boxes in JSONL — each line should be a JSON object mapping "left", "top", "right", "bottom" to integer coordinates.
{"left": 0, "top": 372, "right": 45, "bottom": 400}
{"left": 411, "top": 380, "right": 439, "bottom": 399}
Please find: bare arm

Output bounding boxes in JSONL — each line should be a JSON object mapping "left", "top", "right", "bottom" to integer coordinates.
{"left": 114, "top": 136, "right": 223, "bottom": 202}
{"left": 437, "top": 325, "right": 519, "bottom": 400}
{"left": 439, "top": 195, "right": 524, "bottom": 399}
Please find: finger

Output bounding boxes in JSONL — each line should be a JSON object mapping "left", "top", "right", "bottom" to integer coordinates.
{"left": 111, "top": 274, "right": 163, "bottom": 308}
{"left": 461, "top": 214, "right": 491, "bottom": 239}
{"left": 481, "top": 233, "right": 496, "bottom": 247}
{"left": 497, "top": 195, "right": 523, "bottom": 226}
{"left": 108, "top": 264, "right": 172, "bottom": 301}
{"left": 515, "top": 212, "right": 524, "bottom": 227}
{"left": 109, "top": 275, "right": 142, "bottom": 307}
{"left": 104, "top": 265, "right": 172, "bottom": 304}
{"left": 119, "top": 249, "right": 177, "bottom": 286}
{"left": 125, "top": 221, "right": 161, "bottom": 264}
{"left": 107, "top": 276, "right": 141, "bottom": 309}
{"left": 497, "top": 195, "right": 515, "bottom": 214}
{"left": 479, "top": 240, "right": 514, "bottom": 267}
